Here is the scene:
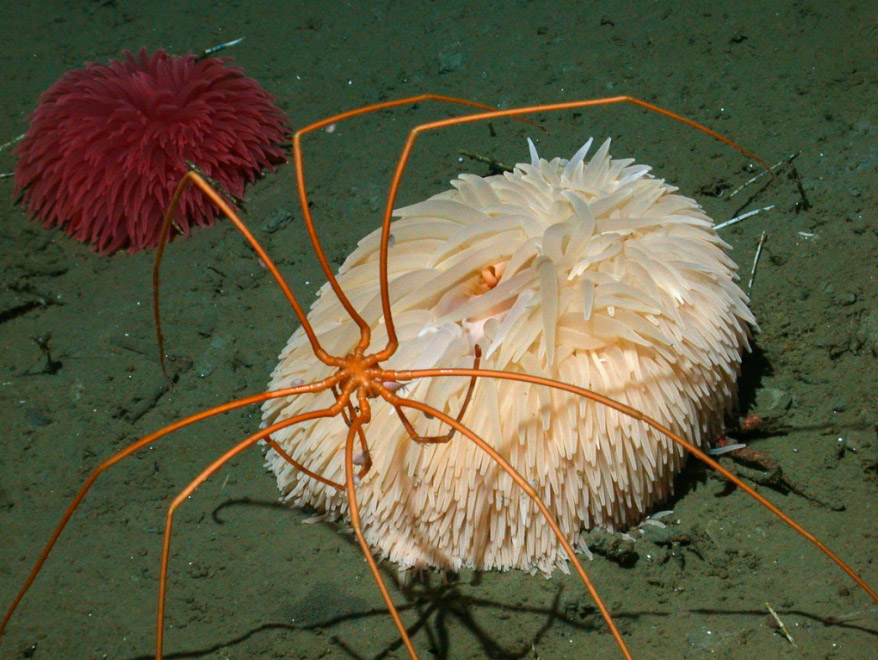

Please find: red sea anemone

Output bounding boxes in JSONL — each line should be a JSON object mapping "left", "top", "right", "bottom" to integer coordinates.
{"left": 13, "top": 48, "right": 290, "bottom": 253}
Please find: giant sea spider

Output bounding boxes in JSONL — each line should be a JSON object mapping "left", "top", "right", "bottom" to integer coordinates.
{"left": 1, "top": 96, "right": 875, "bottom": 659}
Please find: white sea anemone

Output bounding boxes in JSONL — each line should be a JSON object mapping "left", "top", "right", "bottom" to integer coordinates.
{"left": 261, "top": 138, "right": 754, "bottom": 575}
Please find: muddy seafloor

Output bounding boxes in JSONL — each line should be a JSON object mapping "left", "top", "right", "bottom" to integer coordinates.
{"left": 0, "top": 2, "right": 875, "bottom": 659}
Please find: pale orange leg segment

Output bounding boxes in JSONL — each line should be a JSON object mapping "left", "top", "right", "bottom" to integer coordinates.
{"left": 381, "top": 389, "right": 634, "bottom": 659}
{"left": 384, "top": 367, "right": 878, "bottom": 604}
{"left": 154, "top": 170, "right": 343, "bottom": 377}
{"left": 0, "top": 380, "right": 335, "bottom": 639}
{"left": 290, "top": 94, "right": 541, "bottom": 356}
{"left": 342, "top": 394, "right": 420, "bottom": 658}
{"left": 373, "top": 96, "right": 775, "bottom": 361}
{"left": 155, "top": 407, "right": 339, "bottom": 659}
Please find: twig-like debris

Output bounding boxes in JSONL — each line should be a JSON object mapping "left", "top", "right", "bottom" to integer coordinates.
{"left": 747, "top": 231, "right": 766, "bottom": 293}
{"left": 766, "top": 602, "right": 796, "bottom": 647}
{"left": 184, "top": 160, "right": 246, "bottom": 208}
{"left": 197, "top": 37, "right": 244, "bottom": 61}
{"left": 166, "top": 161, "right": 247, "bottom": 235}
{"left": 0, "top": 133, "right": 25, "bottom": 153}
{"left": 730, "top": 152, "right": 799, "bottom": 198}
{"left": 459, "top": 150, "right": 514, "bottom": 174}
{"left": 715, "top": 205, "right": 774, "bottom": 231}
{"left": 788, "top": 161, "right": 811, "bottom": 212}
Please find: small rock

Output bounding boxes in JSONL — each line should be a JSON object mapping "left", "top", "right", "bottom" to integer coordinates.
{"left": 438, "top": 43, "right": 464, "bottom": 74}
{"left": 0, "top": 486, "right": 12, "bottom": 511}
{"left": 25, "top": 408, "right": 52, "bottom": 428}
{"left": 856, "top": 309, "right": 878, "bottom": 356}
{"left": 752, "top": 387, "right": 792, "bottom": 423}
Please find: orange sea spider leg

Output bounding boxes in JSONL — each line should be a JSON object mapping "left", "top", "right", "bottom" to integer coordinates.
{"left": 0, "top": 383, "right": 338, "bottom": 643}
{"left": 287, "top": 94, "right": 776, "bottom": 363}
{"left": 0, "top": 173, "right": 375, "bottom": 658}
